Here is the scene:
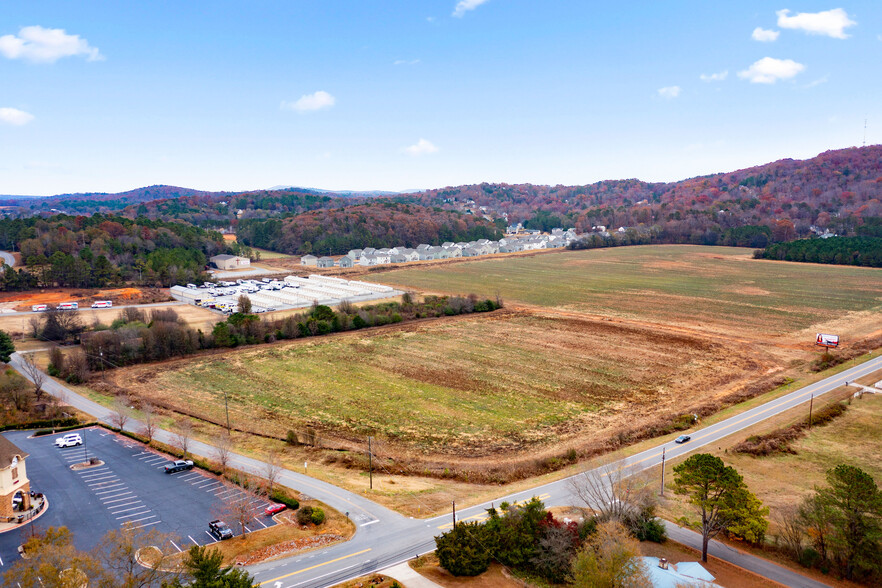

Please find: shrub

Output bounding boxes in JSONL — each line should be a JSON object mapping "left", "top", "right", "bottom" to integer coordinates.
{"left": 310, "top": 507, "right": 325, "bottom": 525}
{"left": 286, "top": 430, "right": 298, "bottom": 446}
{"left": 269, "top": 489, "right": 299, "bottom": 511}
{"left": 435, "top": 521, "right": 491, "bottom": 576}
{"left": 296, "top": 506, "right": 314, "bottom": 525}
{"left": 799, "top": 547, "right": 821, "bottom": 569}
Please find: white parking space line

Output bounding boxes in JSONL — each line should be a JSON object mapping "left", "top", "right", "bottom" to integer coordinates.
{"left": 197, "top": 481, "right": 221, "bottom": 489}
{"left": 130, "top": 520, "right": 161, "bottom": 530}
{"left": 108, "top": 502, "right": 142, "bottom": 512}
{"left": 84, "top": 474, "right": 117, "bottom": 483}
{"left": 252, "top": 517, "right": 268, "bottom": 529}
{"left": 78, "top": 468, "right": 111, "bottom": 477}
{"left": 110, "top": 505, "right": 147, "bottom": 515}
{"left": 122, "top": 514, "right": 157, "bottom": 524}
{"left": 100, "top": 492, "right": 134, "bottom": 502}
{"left": 188, "top": 535, "right": 199, "bottom": 546}
{"left": 87, "top": 478, "right": 120, "bottom": 486}
{"left": 214, "top": 488, "right": 238, "bottom": 498}
{"left": 204, "top": 531, "right": 219, "bottom": 543}
{"left": 169, "top": 540, "right": 182, "bottom": 553}
{"left": 95, "top": 485, "right": 128, "bottom": 495}
{"left": 116, "top": 508, "right": 151, "bottom": 518}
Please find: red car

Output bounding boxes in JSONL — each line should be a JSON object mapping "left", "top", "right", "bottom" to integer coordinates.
{"left": 265, "top": 503, "right": 287, "bottom": 516}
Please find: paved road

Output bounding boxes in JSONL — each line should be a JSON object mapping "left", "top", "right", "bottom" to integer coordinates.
{"left": 0, "top": 250, "right": 14, "bottom": 269}
{"left": 13, "top": 352, "right": 876, "bottom": 587}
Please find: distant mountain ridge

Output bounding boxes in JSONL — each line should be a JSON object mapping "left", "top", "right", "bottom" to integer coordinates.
{"left": 3, "top": 146, "right": 881, "bottom": 248}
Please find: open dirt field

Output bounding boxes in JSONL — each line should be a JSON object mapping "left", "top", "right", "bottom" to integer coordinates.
{"left": 368, "top": 245, "right": 882, "bottom": 344}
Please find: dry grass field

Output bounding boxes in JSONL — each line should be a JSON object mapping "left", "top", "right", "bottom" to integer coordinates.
{"left": 106, "top": 309, "right": 762, "bottom": 460}
{"left": 369, "top": 245, "right": 882, "bottom": 343}
{"left": 64, "top": 245, "right": 882, "bottom": 512}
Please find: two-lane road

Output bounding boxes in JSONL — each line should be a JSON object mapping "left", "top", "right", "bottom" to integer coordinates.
{"left": 12, "top": 351, "right": 876, "bottom": 587}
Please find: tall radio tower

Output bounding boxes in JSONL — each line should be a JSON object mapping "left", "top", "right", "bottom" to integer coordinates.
{"left": 864, "top": 118, "right": 868, "bottom": 147}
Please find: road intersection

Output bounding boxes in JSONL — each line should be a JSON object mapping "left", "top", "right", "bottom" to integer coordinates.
{"left": 11, "top": 351, "right": 877, "bottom": 587}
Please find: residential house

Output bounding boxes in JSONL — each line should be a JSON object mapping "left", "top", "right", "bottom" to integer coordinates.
{"left": 317, "top": 256, "right": 335, "bottom": 268}
{"left": 300, "top": 254, "right": 318, "bottom": 267}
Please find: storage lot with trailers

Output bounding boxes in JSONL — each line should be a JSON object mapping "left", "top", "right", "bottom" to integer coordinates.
{"left": 170, "top": 275, "right": 402, "bottom": 314}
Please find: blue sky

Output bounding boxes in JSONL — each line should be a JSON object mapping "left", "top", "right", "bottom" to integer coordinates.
{"left": 1, "top": 2, "right": 879, "bottom": 195}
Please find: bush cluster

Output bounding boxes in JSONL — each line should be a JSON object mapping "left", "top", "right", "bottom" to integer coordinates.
{"left": 434, "top": 497, "right": 662, "bottom": 583}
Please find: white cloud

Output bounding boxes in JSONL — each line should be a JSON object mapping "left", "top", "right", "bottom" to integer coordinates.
{"left": 453, "top": 0, "right": 490, "bottom": 18}
{"left": 394, "top": 59, "right": 420, "bottom": 66}
{"left": 776, "top": 8, "right": 856, "bottom": 39}
{"left": 0, "top": 26, "right": 103, "bottom": 63}
{"left": 752, "top": 27, "right": 780, "bottom": 42}
{"left": 700, "top": 70, "right": 728, "bottom": 82}
{"left": 738, "top": 57, "right": 805, "bottom": 84}
{"left": 404, "top": 138, "right": 439, "bottom": 156}
{"left": 657, "top": 86, "right": 681, "bottom": 99}
{"left": 280, "top": 91, "right": 336, "bottom": 113}
{"left": 0, "top": 107, "right": 34, "bottom": 126}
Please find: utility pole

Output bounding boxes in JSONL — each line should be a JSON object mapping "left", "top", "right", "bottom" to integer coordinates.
{"left": 808, "top": 393, "right": 814, "bottom": 429}
{"left": 660, "top": 446, "right": 666, "bottom": 497}
{"left": 368, "top": 436, "right": 373, "bottom": 490}
{"left": 452, "top": 501, "right": 456, "bottom": 529}
{"left": 223, "top": 390, "right": 231, "bottom": 431}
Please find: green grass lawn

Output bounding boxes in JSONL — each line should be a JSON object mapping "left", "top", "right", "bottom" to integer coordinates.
{"left": 369, "top": 245, "right": 882, "bottom": 336}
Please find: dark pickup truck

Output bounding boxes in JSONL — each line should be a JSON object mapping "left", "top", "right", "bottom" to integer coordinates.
{"left": 163, "top": 459, "right": 194, "bottom": 474}
{"left": 209, "top": 520, "right": 233, "bottom": 540}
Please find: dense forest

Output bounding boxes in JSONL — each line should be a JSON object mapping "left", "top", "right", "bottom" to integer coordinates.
{"left": 2, "top": 146, "right": 881, "bottom": 259}
{"left": 0, "top": 215, "right": 242, "bottom": 289}
{"left": 236, "top": 202, "right": 502, "bottom": 254}
{"left": 757, "top": 236, "right": 882, "bottom": 267}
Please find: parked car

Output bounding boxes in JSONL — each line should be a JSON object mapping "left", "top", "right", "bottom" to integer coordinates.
{"left": 265, "top": 503, "right": 287, "bottom": 516}
{"left": 163, "top": 459, "right": 194, "bottom": 473}
{"left": 675, "top": 435, "right": 691, "bottom": 444}
{"left": 54, "top": 433, "right": 83, "bottom": 448}
{"left": 209, "top": 520, "right": 233, "bottom": 540}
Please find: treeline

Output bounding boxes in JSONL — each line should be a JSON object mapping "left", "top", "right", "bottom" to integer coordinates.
{"left": 756, "top": 236, "right": 882, "bottom": 267}
{"left": 237, "top": 202, "right": 502, "bottom": 255}
{"left": 0, "top": 214, "right": 241, "bottom": 289}
{"left": 68, "top": 295, "right": 501, "bottom": 375}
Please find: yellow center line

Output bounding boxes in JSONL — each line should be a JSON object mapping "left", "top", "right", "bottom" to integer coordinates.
{"left": 259, "top": 548, "right": 372, "bottom": 586}
{"left": 625, "top": 370, "right": 859, "bottom": 469}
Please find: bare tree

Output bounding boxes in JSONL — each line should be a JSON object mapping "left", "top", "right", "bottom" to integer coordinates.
{"left": 20, "top": 353, "right": 47, "bottom": 402}
{"left": 173, "top": 418, "right": 194, "bottom": 458}
{"left": 774, "top": 504, "right": 805, "bottom": 559}
{"left": 237, "top": 294, "right": 252, "bottom": 315}
{"left": 213, "top": 433, "right": 233, "bottom": 474}
{"left": 0, "top": 372, "right": 30, "bottom": 412}
{"left": 110, "top": 396, "right": 131, "bottom": 431}
{"left": 263, "top": 450, "right": 283, "bottom": 496}
{"left": 27, "top": 315, "right": 41, "bottom": 338}
{"left": 140, "top": 403, "right": 159, "bottom": 444}
{"left": 215, "top": 479, "right": 259, "bottom": 538}
{"left": 568, "top": 460, "right": 655, "bottom": 524}
{"left": 93, "top": 522, "right": 181, "bottom": 587}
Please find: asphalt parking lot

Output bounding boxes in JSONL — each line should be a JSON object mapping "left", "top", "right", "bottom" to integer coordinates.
{"left": 0, "top": 427, "right": 276, "bottom": 569}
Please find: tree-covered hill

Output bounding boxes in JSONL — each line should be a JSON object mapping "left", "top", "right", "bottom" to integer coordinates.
{"left": 237, "top": 202, "right": 502, "bottom": 255}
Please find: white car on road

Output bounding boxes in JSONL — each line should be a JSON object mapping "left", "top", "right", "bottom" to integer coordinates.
{"left": 54, "top": 433, "right": 83, "bottom": 448}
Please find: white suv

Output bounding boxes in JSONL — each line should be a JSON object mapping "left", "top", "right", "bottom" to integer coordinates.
{"left": 54, "top": 433, "right": 83, "bottom": 448}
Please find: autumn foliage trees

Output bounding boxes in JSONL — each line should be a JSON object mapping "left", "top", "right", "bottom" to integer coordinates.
{"left": 237, "top": 201, "right": 502, "bottom": 255}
